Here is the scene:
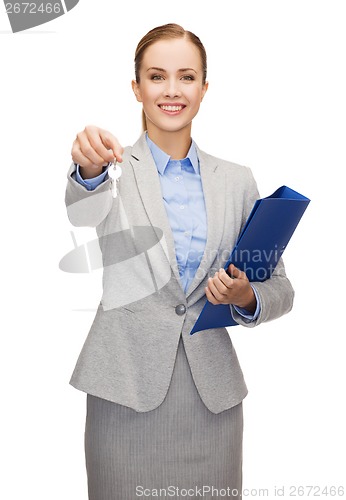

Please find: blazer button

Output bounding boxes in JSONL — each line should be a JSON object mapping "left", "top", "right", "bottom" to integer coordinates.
{"left": 175, "top": 304, "right": 186, "bottom": 316}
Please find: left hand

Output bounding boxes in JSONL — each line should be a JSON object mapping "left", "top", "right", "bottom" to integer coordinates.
{"left": 205, "top": 263, "right": 257, "bottom": 313}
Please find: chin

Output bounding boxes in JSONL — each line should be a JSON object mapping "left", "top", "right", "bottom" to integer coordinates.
{"left": 150, "top": 118, "right": 192, "bottom": 134}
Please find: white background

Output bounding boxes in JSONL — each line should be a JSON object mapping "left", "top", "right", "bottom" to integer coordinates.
{"left": 1, "top": 0, "right": 345, "bottom": 498}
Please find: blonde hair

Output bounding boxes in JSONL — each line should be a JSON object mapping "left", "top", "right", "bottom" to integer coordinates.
{"left": 134, "top": 23, "right": 207, "bottom": 131}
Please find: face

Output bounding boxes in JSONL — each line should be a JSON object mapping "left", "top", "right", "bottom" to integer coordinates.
{"left": 132, "top": 37, "right": 208, "bottom": 136}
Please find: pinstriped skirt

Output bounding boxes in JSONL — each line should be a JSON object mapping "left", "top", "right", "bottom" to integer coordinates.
{"left": 84, "top": 335, "right": 243, "bottom": 500}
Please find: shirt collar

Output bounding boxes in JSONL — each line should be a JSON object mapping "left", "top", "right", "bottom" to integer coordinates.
{"left": 145, "top": 132, "right": 199, "bottom": 175}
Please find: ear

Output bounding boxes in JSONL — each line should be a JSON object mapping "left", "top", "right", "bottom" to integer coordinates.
{"left": 132, "top": 80, "right": 143, "bottom": 102}
{"left": 201, "top": 81, "right": 209, "bottom": 102}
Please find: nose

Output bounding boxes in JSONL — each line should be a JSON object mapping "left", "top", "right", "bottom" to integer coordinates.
{"left": 163, "top": 78, "right": 182, "bottom": 98}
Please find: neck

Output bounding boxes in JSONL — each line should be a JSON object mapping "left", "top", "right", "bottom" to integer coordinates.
{"left": 146, "top": 124, "right": 192, "bottom": 159}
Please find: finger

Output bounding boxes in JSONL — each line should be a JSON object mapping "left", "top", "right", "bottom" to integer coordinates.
{"left": 71, "top": 139, "right": 101, "bottom": 169}
{"left": 218, "top": 268, "right": 235, "bottom": 289}
{"left": 98, "top": 129, "right": 124, "bottom": 163}
{"left": 76, "top": 131, "right": 109, "bottom": 167}
{"left": 204, "top": 285, "right": 219, "bottom": 305}
{"left": 211, "top": 272, "right": 230, "bottom": 295}
{"left": 207, "top": 275, "right": 225, "bottom": 301}
{"left": 84, "top": 125, "right": 123, "bottom": 163}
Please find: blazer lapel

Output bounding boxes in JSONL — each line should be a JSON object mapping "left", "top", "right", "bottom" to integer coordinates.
{"left": 129, "top": 134, "right": 226, "bottom": 299}
{"left": 129, "top": 134, "right": 182, "bottom": 286}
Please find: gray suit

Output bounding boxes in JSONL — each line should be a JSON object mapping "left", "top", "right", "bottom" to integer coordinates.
{"left": 65, "top": 133, "right": 294, "bottom": 414}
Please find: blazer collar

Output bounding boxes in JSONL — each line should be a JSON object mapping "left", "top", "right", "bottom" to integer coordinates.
{"left": 129, "top": 133, "right": 226, "bottom": 301}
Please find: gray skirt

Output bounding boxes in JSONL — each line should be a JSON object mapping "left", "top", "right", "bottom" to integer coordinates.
{"left": 84, "top": 335, "right": 243, "bottom": 500}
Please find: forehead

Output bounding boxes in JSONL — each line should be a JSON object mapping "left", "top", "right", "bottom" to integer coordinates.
{"left": 141, "top": 38, "right": 202, "bottom": 71}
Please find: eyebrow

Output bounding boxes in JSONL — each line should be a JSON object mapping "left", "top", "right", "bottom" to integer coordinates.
{"left": 146, "top": 67, "right": 197, "bottom": 74}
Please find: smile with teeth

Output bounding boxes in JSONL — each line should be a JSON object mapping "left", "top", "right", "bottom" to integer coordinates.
{"left": 159, "top": 105, "right": 185, "bottom": 112}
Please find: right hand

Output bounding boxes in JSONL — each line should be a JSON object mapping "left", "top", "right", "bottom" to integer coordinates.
{"left": 71, "top": 125, "right": 124, "bottom": 179}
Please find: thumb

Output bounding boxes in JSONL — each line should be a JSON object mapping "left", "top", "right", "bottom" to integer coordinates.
{"left": 228, "top": 264, "right": 247, "bottom": 280}
{"left": 112, "top": 146, "right": 124, "bottom": 163}
{"left": 226, "top": 263, "right": 235, "bottom": 278}
{"left": 100, "top": 130, "right": 124, "bottom": 163}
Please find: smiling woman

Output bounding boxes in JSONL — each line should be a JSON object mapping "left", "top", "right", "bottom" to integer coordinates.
{"left": 131, "top": 34, "right": 208, "bottom": 158}
{"left": 65, "top": 22, "right": 294, "bottom": 500}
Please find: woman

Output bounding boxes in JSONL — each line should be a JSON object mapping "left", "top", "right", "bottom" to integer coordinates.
{"left": 65, "top": 23, "right": 294, "bottom": 500}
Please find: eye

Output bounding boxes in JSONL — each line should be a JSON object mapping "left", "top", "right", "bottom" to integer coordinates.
{"left": 181, "top": 75, "right": 195, "bottom": 81}
{"left": 151, "top": 74, "right": 164, "bottom": 81}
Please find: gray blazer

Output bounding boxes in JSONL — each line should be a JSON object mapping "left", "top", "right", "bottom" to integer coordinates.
{"left": 65, "top": 133, "right": 294, "bottom": 414}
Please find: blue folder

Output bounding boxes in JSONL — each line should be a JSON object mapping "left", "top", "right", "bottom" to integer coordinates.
{"left": 190, "top": 186, "right": 310, "bottom": 335}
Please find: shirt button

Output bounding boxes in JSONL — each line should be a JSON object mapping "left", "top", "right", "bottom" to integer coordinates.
{"left": 184, "top": 231, "right": 190, "bottom": 237}
{"left": 175, "top": 176, "right": 180, "bottom": 181}
{"left": 175, "top": 304, "right": 186, "bottom": 316}
{"left": 179, "top": 205, "right": 185, "bottom": 210}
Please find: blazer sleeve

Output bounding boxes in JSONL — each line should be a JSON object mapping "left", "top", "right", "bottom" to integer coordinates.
{"left": 65, "top": 162, "right": 116, "bottom": 227}
{"left": 230, "top": 166, "right": 295, "bottom": 327}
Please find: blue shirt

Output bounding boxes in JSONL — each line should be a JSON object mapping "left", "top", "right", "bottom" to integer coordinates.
{"left": 146, "top": 135, "right": 207, "bottom": 294}
{"left": 75, "top": 135, "right": 260, "bottom": 319}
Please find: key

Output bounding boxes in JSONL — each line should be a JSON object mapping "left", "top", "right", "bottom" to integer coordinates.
{"left": 108, "top": 160, "right": 122, "bottom": 198}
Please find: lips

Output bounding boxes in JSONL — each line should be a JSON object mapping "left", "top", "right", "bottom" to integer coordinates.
{"left": 158, "top": 104, "right": 186, "bottom": 114}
